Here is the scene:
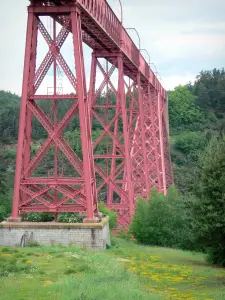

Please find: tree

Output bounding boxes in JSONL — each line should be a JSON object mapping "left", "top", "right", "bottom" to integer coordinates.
{"left": 0, "top": 90, "right": 20, "bottom": 143}
{"left": 130, "top": 187, "right": 196, "bottom": 250}
{"left": 0, "top": 156, "right": 11, "bottom": 222}
{"left": 174, "top": 132, "right": 207, "bottom": 161}
{"left": 168, "top": 85, "right": 203, "bottom": 133}
{"left": 171, "top": 132, "right": 207, "bottom": 192}
{"left": 194, "top": 68, "right": 225, "bottom": 113}
{"left": 195, "top": 83, "right": 210, "bottom": 109}
{"left": 194, "top": 136, "right": 225, "bottom": 266}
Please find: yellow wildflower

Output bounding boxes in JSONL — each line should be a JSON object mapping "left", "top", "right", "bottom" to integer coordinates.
{"left": 44, "top": 280, "right": 53, "bottom": 284}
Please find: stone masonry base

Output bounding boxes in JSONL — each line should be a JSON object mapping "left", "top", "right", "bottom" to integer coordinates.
{"left": 0, "top": 217, "right": 110, "bottom": 249}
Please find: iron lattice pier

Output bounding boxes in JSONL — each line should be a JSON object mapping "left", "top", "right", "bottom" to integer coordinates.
{"left": 11, "top": 0, "right": 173, "bottom": 227}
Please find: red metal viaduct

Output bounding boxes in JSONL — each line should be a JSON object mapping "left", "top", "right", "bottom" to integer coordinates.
{"left": 10, "top": 0, "right": 173, "bottom": 227}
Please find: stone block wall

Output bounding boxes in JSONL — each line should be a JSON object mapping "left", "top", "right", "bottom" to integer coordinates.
{"left": 0, "top": 217, "right": 110, "bottom": 249}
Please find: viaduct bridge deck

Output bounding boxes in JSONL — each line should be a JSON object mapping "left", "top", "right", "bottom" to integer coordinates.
{"left": 31, "top": 0, "right": 166, "bottom": 97}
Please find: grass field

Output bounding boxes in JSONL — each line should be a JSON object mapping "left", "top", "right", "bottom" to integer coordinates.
{"left": 0, "top": 237, "right": 224, "bottom": 300}
{"left": 111, "top": 239, "right": 225, "bottom": 300}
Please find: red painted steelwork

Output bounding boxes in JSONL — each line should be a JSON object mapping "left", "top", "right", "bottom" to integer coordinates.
{"left": 11, "top": 0, "right": 173, "bottom": 226}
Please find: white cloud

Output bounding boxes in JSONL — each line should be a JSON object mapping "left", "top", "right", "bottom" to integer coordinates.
{"left": 154, "top": 33, "right": 225, "bottom": 63}
{"left": 120, "top": 0, "right": 225, "bottom": 86}
{"left": 163, "top": 73, "right": 196, "bottom": 91}
{"left": 0, "top": 1, "right": 28, "bottom": 93}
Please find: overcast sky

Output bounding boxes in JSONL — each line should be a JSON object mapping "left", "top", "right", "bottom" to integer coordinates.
{"left": 0, "top": 0, "right": 225, "bottom": 95}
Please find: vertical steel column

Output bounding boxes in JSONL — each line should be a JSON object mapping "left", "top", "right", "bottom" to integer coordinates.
{"left": 23, "top": 16, "right": 38, "bottom": 176}
{"left": 118, "top": 54, "right": 134, "bottom": 216}
{"left": 12, "top": 10, "right": 35, "bottom": 219}
{"left": 88, "top": 54, "right": 99, "bottom": 212}
{"left": 164, "top": 94, "right": 170, "bottom": 135}
{"left": 88, "top": 53, "right": 97, "bottom": 119}
{"left": 22, "top": 15, "right": 38, "bottom": 207}
{"left": 71, "top": 8, "right": 97, "bottom": 218}
{"left": 108, "top": 115, "right": 119, "bottom": 204}
{"left": 157, "top": 91, "right": 167, "bottom": 195}
{"left": 137, "top": 73, "right": 150, "bottom": 195}
{"left": 108, "top": 72, "right": 120, "bottom": 205}
{"left": 53, "top": 18, "right": 58, "bottom": 209}
{"left": 148, "top": 85, "right": 162, "bottom": 191}
{"left": 162, "top": 97, "right": 174, "bottom": 186}
{"left": 88, "top": 53, "right": 98, "bottom": 210}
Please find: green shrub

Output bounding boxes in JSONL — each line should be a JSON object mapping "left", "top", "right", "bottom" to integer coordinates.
{"left": 22, "top": 212, "right": 54, "bottom": 222}
{"left": 28, "top": 242, "right": 41, "bottom": 247}
{"left": 0, "top": 191, "right": 12, "bottom": 222}
{"left": 2, "top": 150, "right": 17, "bottom": 159}
{"left": 168, "top": 85, "right": 203, "bottom": 133}
{"left": 23, "top": 212, "right": 85, "bottom": 223}
{"left": 0, "top": 205, "right": 6, "bottom": 222}
{"left": 130, "top": 186, "right": 196, "bottom": 250}
{"left": 175, "top": 132, "right": 206, "bottom": 160}
{"left": 117, "top": 228, "right": 133, "bottom": 241}
{"left": 98, "top": 201, "right": 117, "bottom": 229}
{"left": 57, "top": 213, "right": 84, "bottom": 223}
{"left": 206, "top": 247, "right": 225, "bottom": 266}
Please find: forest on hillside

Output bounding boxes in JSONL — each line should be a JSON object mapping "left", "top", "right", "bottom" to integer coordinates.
{"left": 169, "top": 69, "right": 225, "bottom": 193}
{"left": 1, "top": 69, "right": 225, "bottom": 212}
{"left": 1, "top": 68, "right": 225, "bottom": 193}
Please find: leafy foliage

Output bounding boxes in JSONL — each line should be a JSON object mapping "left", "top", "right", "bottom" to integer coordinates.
{"left": 168, "top": 85, "right": 203, "bottom": 133}
{"left": 22, "top": 212, "right": 84, "bottom": 223}
{"left": 57, "top": 213, "right": 84, "bottom": 223}
{"left": 130, "top": 187, "right": 196, "bottom": 250}
{"left": 117, "top": 228, "right": 133, "bottom": 240}
{"left": 194, "top": 137, "right": 225, "bottom": 266}
{"left": 0, "top": 150, "right": 13, "bottom": 222}
{"left": 22, "top": 213, "right": 54, "bottom": 222}
{"left": 0, "top": 204, "right": 6, "bottom": 222}
{"left": 0, "top": 91, "right": 20, "bottom": 143}
{"left": 174, "top": 132, "right": 206, "bottom": 158}
{"left": 194, "top": 68, "right": 225, "bottom": 112}
{"left": 98, "top": 201, "right": 117, "bottom": 229}
{"left": 169, "top": 69, "right": 225, "bottom": 192}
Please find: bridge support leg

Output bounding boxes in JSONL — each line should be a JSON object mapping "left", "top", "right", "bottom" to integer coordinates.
{"left": 88, "top": 52, "right": 135, "bottom": 227}
{"left": 162, "top": 98, "right": 174, "bottom": 187}
{"left": 137, "top": 74, "right": 150, "bottom": 196}
{"left": 11, "top": 11, "right": 35, "bottom": 220}
{"left": 157, "top": 91, "right": 167, "bottom": 195}
{"left": 22, "top": 17, "right": 38, "bottom": 206}
{"left": 10, "top": 6, "right": 98, "bottom": 220}
{"left": 148, "top": 85, "right": 163, "bottom": 192}
{"left": 118, "top": 54, "right": 135, "bottom": 218}
{"left": 71, "top": 9, "right": 98, "bottom": 219}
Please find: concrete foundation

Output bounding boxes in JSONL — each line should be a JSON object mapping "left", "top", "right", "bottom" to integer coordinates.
{"left": 0, "top": 217, "right": 110, "bottom": 249}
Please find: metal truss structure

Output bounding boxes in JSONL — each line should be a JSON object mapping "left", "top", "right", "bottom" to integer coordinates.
{"left": 11, "top": 0, "right": 173, "bottom": 227}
